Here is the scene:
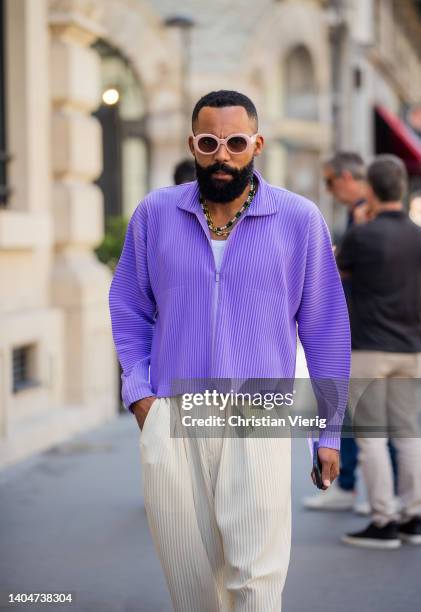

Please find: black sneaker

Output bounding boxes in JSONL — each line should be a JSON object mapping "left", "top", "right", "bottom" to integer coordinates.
{"left": 399, "top": 516, "right": 421, "bottom": 544}
{"left": 342, "top": 521, "right": 401, "bottom": 549}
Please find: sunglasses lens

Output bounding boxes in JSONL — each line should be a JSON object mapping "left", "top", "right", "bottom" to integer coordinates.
{"left": 227, "top": 136, "right": 248, "bottom": 153}
{"left": 197, "top": 136, "right": 218, "bottom": 154}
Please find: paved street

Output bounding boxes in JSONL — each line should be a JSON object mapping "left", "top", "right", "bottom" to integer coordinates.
{"left": 1, "top": 410, "right": 419, "bottom": 612}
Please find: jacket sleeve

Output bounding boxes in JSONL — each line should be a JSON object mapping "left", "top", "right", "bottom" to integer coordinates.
{"left": 108, "top": 203, "right": 156, "bottom": 412}
{"left": 296, "top": 208, "right": 351, "bottom": 449}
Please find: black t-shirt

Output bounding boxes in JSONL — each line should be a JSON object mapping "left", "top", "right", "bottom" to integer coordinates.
{"left": 336, "top": 210, "right": 421, "bottom": 352}
{"left": 341, "top": 199, "right": 366, "bottom": 304}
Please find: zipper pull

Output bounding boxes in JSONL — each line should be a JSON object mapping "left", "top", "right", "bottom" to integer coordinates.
{"left": 215, "top": 271, "right": 220, "bottom": 282}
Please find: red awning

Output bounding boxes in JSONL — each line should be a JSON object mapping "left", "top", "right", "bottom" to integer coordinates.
{"left": 375, "top": 105, "right": 421, "bottom": 172}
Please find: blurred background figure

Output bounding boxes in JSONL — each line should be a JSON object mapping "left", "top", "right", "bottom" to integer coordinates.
{"left": 173, "top": 158, "right": 196, "bottom": 184}
{"left": 323, "top": 152, "right": 368, "bottom": 228}
{"left": 337, "top": 155, "right": 421, "bottom": 549}
{"left": 409, "top": 190, "right": 421, "bottom": 226}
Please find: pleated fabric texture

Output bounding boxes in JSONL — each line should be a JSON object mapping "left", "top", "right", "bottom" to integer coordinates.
{"left": 108, "top": 170, "right": 351, "bottom": 449}
{"left": 140, "top": 397, "right": 292, "bottom": 612}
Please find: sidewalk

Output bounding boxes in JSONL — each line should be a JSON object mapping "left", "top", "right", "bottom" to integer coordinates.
{"left": 0, "top": 411, "right": 419, "bottom": 612}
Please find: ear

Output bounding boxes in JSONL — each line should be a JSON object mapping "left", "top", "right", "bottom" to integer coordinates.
{"left": 188, "top": 135, "right": 195, "bottom": 157}
{"left": 254, "top": 134, "right": 264, "bottom": 157}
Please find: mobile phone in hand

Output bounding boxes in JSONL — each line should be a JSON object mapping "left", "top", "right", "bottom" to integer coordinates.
{"left": 312, "top": 441, "right": 324, "bottom": 489}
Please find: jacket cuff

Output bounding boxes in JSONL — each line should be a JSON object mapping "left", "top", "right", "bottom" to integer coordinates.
{"left": 121, "top": 361, "right": 154, "bottom": 413}
{"left": 318, "top": 430, "right": 341, "bottom": 451}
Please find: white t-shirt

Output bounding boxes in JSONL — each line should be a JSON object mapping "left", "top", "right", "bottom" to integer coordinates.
{"left": 211, "top": 239, "right": 227, "bottom": 273}
{"left": 211, "top": 239, "right": 227, "bottom": 324}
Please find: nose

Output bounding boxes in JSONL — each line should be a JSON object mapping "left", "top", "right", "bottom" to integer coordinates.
{"left": 214, "top": 143, "right": 231, "bottom": 163}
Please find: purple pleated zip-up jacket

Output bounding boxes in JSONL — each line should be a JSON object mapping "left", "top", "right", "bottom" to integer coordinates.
{"left": 109, "top": 170, "right": 351, "bottom": 449}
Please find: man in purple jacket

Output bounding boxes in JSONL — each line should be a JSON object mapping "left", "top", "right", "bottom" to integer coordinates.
{"left": 109, "top": 90, "right": 350, "bottom": 611}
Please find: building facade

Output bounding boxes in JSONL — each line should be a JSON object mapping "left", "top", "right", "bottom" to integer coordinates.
{"left": 0, "top": 0, "right": 182, "bottom": 467}
{"left": 328, "top": 0, "right": 421, "bottom": 230}
{"left": 0, "top": 0, "right": 420, "bottom": 468}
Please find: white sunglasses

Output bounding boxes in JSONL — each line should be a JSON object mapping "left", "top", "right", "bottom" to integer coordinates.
{"left": 192, "top": 133, "right": 258, "bottom": 155}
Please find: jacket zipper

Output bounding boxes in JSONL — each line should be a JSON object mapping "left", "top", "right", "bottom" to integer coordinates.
{"left": 198, "top": 207, "right": 250, "bottom": 376}
{"left": 211, "top": 269, "right": 220, "bottom": 372}
{"left": 209, "top": 221, "right": 243, "bottom": 375}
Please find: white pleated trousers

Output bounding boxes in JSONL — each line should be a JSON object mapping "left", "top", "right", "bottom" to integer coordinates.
{"left": 139, "top": 397, "right": 292, "bottom": 612}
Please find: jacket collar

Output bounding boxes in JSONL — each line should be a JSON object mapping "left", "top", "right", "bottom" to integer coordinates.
{"left": 175, "top": 169, "right": 279, "bottom": 217}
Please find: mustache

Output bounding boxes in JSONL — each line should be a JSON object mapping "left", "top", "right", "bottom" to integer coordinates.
{"left": 203, "top": 162, "right": 239, "bottom": 177}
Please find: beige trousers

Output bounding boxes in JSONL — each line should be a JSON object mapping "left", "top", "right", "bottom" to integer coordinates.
{"left": 139, "top": 397, "right": 291, "bottom": 612}
{"left": 348, "top": 351, "right": 421, "bottom": 526}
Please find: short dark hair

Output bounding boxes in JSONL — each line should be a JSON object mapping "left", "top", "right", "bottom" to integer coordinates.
{"left": 173, "top": 159, "right": 196, "bottom": 185}
{"left": 367, "top": 155, "right": 408, "bottom": 202}
{"left": 324, "top": 151, "right": 366, "bottom": 180}
{"left": 192, "top": 90, "right": 258, "bottom": 131}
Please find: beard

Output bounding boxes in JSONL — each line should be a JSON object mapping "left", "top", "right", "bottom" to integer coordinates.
{"left": 195, "top": 158, "right": 254, "bottom": 203}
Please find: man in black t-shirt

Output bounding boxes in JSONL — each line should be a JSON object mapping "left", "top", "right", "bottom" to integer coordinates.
{"left": 337, "top": 155, "right": 421, "bottom": 549}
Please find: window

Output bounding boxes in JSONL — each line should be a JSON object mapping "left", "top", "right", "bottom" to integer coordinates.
{"left": 12, "top": 344, "right": 38, "bottom": 393}
{"left": 92, "top": 40, "right": 149, "bottom": 223}
{"left": 284, "top": 45, "right": 318, "bottom": 121}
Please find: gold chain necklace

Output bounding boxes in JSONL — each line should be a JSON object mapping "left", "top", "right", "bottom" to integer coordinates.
{"left": 200, "top": 179, "right": 256, "bottom": 237}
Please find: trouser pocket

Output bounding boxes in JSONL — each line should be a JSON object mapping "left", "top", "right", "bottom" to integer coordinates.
{"left": 140, "top": 397, "right": 161, "bottom": 440}
{"left": 140, "top": 398, "right": 171, "bottom": 465}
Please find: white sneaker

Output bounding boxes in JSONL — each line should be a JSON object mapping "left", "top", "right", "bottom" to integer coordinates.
{"left": 302, "top": 481, "right": 356, "bottom": 511}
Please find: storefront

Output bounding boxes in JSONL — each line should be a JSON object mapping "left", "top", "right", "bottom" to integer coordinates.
{"left": 375, "top": 104, "right": 421, "bottom": 192}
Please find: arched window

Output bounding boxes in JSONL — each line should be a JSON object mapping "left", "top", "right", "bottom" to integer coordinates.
{"left": 92, "top": 40, "right": 149, "bottom": 222}
{"left": 284, "top": 45, "right": 318, "bottom": 121}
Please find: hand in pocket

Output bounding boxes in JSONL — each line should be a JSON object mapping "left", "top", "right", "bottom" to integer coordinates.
{"left": 131, "top": 396, "right": 157, "bottom": 431}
